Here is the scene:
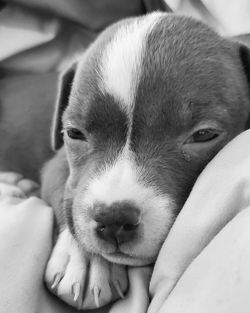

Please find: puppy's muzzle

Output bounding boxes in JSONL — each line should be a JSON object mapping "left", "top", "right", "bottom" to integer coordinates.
{"left": 91, "top": 201, "right": 140, "bottom": 246}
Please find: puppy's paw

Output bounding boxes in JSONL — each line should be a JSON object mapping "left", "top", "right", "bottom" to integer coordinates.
{"left": 45, "top": 228, "right": 128, "bottom": 310}
{"left": 110, "top": 263, "right": 128, "bottom": 300}
{"left": 83, "top": 257, "right": 128, "bottom": 309}
{"left": 45, "top": 229, "right": 88, "bottom": 309}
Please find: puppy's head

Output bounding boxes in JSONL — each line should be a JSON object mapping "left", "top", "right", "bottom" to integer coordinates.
{"left": 53, "top": 13, "right": 250, "bottom": 266}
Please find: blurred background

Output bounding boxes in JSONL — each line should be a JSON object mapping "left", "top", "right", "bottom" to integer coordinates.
{"left": 0, "top": 0, "right": 250, "bottom": 180}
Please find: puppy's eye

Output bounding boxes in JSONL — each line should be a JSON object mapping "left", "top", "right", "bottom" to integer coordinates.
{"left": 66, "top": 128, "right": 86, "bottom": 140}
{"left": 187, "top": 129, "right": 219, "bottom": 143}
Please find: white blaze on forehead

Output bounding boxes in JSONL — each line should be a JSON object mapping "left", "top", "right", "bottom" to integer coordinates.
{"left": 100, "top": 12, "right": 164, "bottom": 112}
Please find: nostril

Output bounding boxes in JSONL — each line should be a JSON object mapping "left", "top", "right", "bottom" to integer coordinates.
{"left": 122, "top": 223, "right": 139, "bottom": 231}
{"left": 97, "top": 223, "right": 106, "bottom": 232}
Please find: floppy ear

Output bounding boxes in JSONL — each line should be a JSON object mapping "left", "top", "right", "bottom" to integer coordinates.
{"left": 238, "top": 42, "right": 250, "bottom": 85}
{"left": 52, "top": 62, "right": 77, "bottom": 151}
{"left": 238, "top": 42, "right": 250, "bottom": 129}
{"left": 232, "top": 35, "right": 250, "bottom": 129}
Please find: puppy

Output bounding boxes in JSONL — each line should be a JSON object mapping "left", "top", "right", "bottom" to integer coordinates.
{"left": 41, "top": 12, "right": 250, "bottom": 309}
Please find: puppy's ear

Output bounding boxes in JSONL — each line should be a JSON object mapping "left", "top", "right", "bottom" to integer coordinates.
{"left": 52, "top": 62, "right": 77, "bottom": 151}
{"left": 232, "top": 35, "right": 250, "bottom": 128}
{"left": 238, "top": 42, "right": 250, "bottom": 128}
{"left": 238, "top": 43, "right": 250, "bottom": 85}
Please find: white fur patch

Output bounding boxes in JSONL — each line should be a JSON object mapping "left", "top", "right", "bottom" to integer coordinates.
{"left": 84, "top": 157, "right": 162, "bottom": 208}
{"left": 100, "top": 13, "right": 164, "bottom": 114}
{"left": 83, "top": 153, "right": 174, "bottom": 263}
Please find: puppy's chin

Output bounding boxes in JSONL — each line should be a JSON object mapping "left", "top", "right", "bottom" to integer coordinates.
{"left": 101, "top": 252, "right": 154, "bottom": 266}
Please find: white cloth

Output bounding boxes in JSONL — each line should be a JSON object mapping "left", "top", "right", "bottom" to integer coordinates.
{"left": 166, "top": 0, "right": 250, "bottom": 36}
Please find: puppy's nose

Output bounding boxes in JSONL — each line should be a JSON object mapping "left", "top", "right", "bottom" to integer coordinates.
{"left": 92, "top": 201, "right": 140, "bottom": 245}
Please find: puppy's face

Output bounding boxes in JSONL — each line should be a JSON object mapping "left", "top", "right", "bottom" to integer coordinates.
{"left": 57, "top": 13, "right": 250, "bottom": 265}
